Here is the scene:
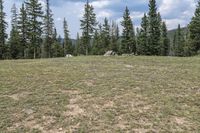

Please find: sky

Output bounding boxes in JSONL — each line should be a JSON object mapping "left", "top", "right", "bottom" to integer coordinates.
{"left": 4, "top": 0, "right": 197, "bottom": 39}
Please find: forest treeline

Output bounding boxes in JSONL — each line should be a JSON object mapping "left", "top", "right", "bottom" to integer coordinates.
{"left": 0, "top": 0, "right": 200, "bottom": 59}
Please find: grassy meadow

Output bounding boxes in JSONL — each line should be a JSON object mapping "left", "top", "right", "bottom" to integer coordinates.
{"left": 0, "top": 56, "right": 200, "bottom": 132}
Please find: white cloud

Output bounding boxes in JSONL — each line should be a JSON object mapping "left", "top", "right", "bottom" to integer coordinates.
{"left": 130, "top": 11, "right": 144, "bottom": 20}
{"left": 159, "top": 0, "right": 196, "bottom": 19}
{"left": 56, "top": 17, "right": 62, "bottom": 21}
{"left": 164, "top": 18, "right": 187, "bottom": 29}
{"left": 97, "top": 10, "right": 112, "bottom": 18}
{"left": 159, "top": 0, "right": 196, "bottom": 30}
{"left": 116, "top": 17, "right": 122, "bottom": 24}
{"left": 91, "top": 0, "right": 111, "bottom": 9}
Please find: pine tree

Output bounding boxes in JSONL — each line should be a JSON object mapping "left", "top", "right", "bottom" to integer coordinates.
{"left": 189, "top": 0, "right": 200, "bottom": 54}
{"left": 110, "top": 21, "right": 119, "bottom": 53}
{"left": 121, "top": 6, "right": 136, "bottom": 54}
{"left": 160, "top": 22, "right": 170, "bottom": 56}
{"left": 25, "top": 0, "right": 43, "bottom": 59}
{"left": 43, "top": 0, "right": 54, "bottom": 58}
{"left": 157, "top": 12, "right": 162, "bottom": 31}
{"left": 11, "top": 4, "right": 18, "bottom": 27}
{"left": 135, "top": 27, "right": 140, "bottom": 54}
{"left": 94, "top": 24, "right": 105, "bottom": 55}
{"left": 58, "top": 35, "right": 64, "bottom": 56}
{"left": 80, "top": 0, "right": 97, "bottom": 55}
{"left": 10, "top": 29, "right": 21, "bottom": 59}
{"left": 137, "top": 13, "right": 148, "bottom": 55}
{"left": 51, "top": 28, "right": 57, "bottom": 57}
{"left": 51, "top": 29, "right": 63, "bottom": 57}
{"left": 174, "top": 24, "right": 185, "bottom": 56}
{"left": 148, "top": 0, "right": 161, "bottom": 55}
{"left": 116, "top": 24, "right": 120, "bottom": 53}
{"left": 75, "top": 33, "right": 81, "bottom": 55}
{"left": 52, "top": 28, "right": 57, "bottom": 43}
{"left": 18, "top": 3, "right": 29, "bottom": 58}
{"left": 9, "top": 4, "right": 21, "bottom": 59}
{"left": 0, "top": 0, "right": 7, "bottom": 59}
{"left": 91, "top": 29, "right": 100, "bottom": 55}
{"left": 184, "top": 28, "right": 194, "bottom": 56}
{"left": 102, "top": 17, "right": 110, "bottom": 52}
{"left": 63, "top": 18, "right": 72, "bottom": 55}
{"left": 171, "top": 32, "right": 177, "bottom": 56}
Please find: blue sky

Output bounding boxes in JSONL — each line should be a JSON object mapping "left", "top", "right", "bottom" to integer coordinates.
{"left": 4, "top": 0, "right": 197, "bottom": 39}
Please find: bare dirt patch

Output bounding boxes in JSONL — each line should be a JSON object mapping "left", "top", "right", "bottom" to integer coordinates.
{"left": 133, "top": 129, "right": 155, "bottom": 133}
{"left": 65, "top": 104, "right": 85, "bottom": 116}
{"left": 125, "top": 64, "right": 134, "bottom": 68}
{"left": 8, "top": 92, "right": 30, "bottom": 101}
{"left": 115, "top": 115, "right": 128, "bottom": 130}
{"left": 169, "top": 116, "right": 197, "bottom": 131}
{"left": 103, "top": 101, "right": 114, "bottom": 108}
{"left": 83, "top": 79, "right": 96, "bottom": 87}
{"left": 69, "top": 95, "right": 82, "bottom": 104}
{"left": 66, "top": 123, "right": 80, "bottom": 132}
{"left": 64, "top": 89, "right": 85, "bottom": 117}
{"left": 42, "top": 116, "right": 56, "bottom": 127}
{"left": 8, "top": 115, "right": 63, "bottom": 133}
{"left": 173, "top": 117, "right": 188, "bottom": 125}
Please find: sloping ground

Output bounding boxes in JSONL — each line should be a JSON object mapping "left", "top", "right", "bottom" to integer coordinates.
{"left": 0, "top": 56, "right": 200, "bottom": 132}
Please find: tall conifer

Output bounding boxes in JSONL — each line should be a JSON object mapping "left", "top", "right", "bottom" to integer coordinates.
{"left": 102, "top": 18, "right": 110, "bottom": 52}
{"left": 63, "top": 18, "right": 72, "bottom": 55}
{"left": 189, "top": 0, "right": 200, "bottom": 54}
{"left": 148, "top": 0, "right": 161, "bottom": 55}
{"left": 9, "top": 4, "right": 21, "bottom": 59}
{"left": 174, "top": 24, "right": 185, "bottom": 56}
{"left": 25, "top": 0, "right": 43, "bottom": 59}
{"left": 91, "top": 29, "right": 100, "bottom": 55}
{"left": 80, "top": 0, "right": 97, "bottom": 55}
{"left": 137, "top": 13, "right": 148, "bottom": 55}
{"left": 0, "top": 0, "right": 7, "bottom": 59}
{"left": 18, "top": 3, "right": 29, "bottom": 58}
{"left": 160, "top": 22, "right": 170, "bottom": 56}
{"left": 43, "top": 0, "right": 54, "bottom": 58}
{"left": 121, "top": 6, "right": 136, "bottom": 54}
{"left": 110, "top": 21, "right": 119, "bottom": 53}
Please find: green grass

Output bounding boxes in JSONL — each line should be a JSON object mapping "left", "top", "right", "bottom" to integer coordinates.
{"left": 0, "top": 56, "right": 200, "bottom": 132}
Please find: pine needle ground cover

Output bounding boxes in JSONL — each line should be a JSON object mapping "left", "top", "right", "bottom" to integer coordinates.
{"left": 0, "top": 56, "right": 200, "bottom": 132}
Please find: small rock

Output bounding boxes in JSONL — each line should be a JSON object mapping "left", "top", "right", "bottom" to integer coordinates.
{"left": 65, "top": 54, "right": 73, "bottom": 58}
{"left": 125, "top": 64, "right": 133, "bottom": 68}
{"left": 104, "top": 50, "right": 117, "bottom": 56}
{"left": 24, "top": 109, "right": 34, "bottom": 115}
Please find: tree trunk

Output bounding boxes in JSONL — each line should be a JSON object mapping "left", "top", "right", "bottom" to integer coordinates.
{"left": 34, "top": 48, "right": 36, "bottom": 59}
